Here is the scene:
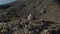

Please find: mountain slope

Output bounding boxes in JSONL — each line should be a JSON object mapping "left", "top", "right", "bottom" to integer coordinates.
{"left": 0, "top": 1, "right": 17, "bottom": 10}
{"left": 0, "top": 0, "right": 60, "bottom": 34}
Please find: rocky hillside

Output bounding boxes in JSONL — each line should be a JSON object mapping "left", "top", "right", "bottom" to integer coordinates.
{"left": 0, "top": 0, "right": 60, "bottom": 34}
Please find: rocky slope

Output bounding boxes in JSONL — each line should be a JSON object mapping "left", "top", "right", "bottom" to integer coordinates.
{"left": 0, "top": 0, "right": 60, "bottom": 34}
